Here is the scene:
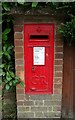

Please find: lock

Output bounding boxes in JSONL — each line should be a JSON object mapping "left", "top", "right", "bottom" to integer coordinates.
{"left": 32, "top": 66, "right": 35, "bottom": 71}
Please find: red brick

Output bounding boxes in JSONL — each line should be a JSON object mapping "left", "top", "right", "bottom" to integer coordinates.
{"left": 55, "top": 65, "right": 63, "bottom": 71}
{"left": 16, "top": 71, "right": 24, "bottom": 81}
{"left": 14, "top": 25, "right": 23, "bottom": 32}
{"left": 55, "top": 46, "right": 63, "bottom": 52}
{"left": 14, "top": 18, "right": 24, "bottom": 25}
{"left": 54, "top": 84, "right": 62, "bottom": 89}
{"left": 15, "top": 59, "right": 24, "bottom": 65}
{"left": 55, "top": 24, "right": 60, "bottom": 32}
{"left": 55, "top": 72, "right": 62, "bottom": 77}
{"left": 17, "top": 101, "right": 24, "bottom": 106}
{"left": 16, "top": 66, "right": 24, "bottom": 71}
{"left": 55, "top": 33, "right": 62, "bottom": 39}
{"left": 55, "top": 53, "right": 63, "bottom": 59}
{"left": 55, "top": 60, "right": 63, "bottom": 65}
{"left": 14, "top": 33, "right": 23, "bottom": 39}
{"left": 54, "top": 78, "right": 62, "bottom": 84}
{"left": 15, "top": 53, "right": 23, "bottom": 59}
{"left": 16, "top": 83, "right": 25, "bottom": 89}
{"left": 16, "top": 89, "right": 24, "bottom": 94}
{"left": 15, "top": 47, "right": 23, "bottom": 52}
{"left": 14, "top": 39, "right": 24, "bottom": 46}
{"left": 51, "top": 94, "right": 62, "bottom": 100}
{"left": 54, "top": 89, "right": 62, "bottom": 94}
{"left": 17, "top": 95, "right": 24, "bottom": 101}
{"left": 55, "top": 40, "right": 63, "bottom": 46}
{"left": 16, "top": 84, "right": 22, "bottom": 89}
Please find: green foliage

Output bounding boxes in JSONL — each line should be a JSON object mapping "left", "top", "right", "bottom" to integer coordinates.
{"left": 2, "top": 28, "right": 11, "bottom": 41}
{"left": 1, "top": 3, "right": 24, "bottom": 91}
{"left": 32, "top": 2, "right": 38, "bottom": 8}
{"left": 57, "top": 2, "right": 75, "bottom": 44}
{"left": 2, "top": 3, "right": 11, "bottom": 11}
{"left": 59, "top": 15, "right": 75, "bottom": 44}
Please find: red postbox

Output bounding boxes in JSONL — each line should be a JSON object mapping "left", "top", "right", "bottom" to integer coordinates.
{"left": 24, "top": 24, "right": 54, "bottom": 94}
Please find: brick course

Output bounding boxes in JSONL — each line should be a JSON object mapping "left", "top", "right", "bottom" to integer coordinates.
{"left": 15, "top": 47, "right": 23, "bottom": 53}
{"left": 14, "top": 39, "right": 24, "bottom": 46}
{"left": 14, "top": 15, "right": 63, "bottom": 119}
{"left": 14, "top": 25, "right": 23, "bottom": 32}
{"left": 14, "top": 33, "right": 23, "bottom": 39}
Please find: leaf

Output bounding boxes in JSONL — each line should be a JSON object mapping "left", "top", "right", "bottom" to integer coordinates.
{"left": 2, "top": 72, "right": 5, "bottom": 76}
{"left": 6, "top": 76, "right": 12, "bottom": 82}
{"left": 32, "top": 2, "right": 38, "bottom": 8}
{"left": 0, "top": 64, "right": 5, "bottom": 68}
{"left": 6, "top": 72, "right": 12, "bottom": 82}
{"left": 9, "top": 72, "right": 15, "bottom": 78}
{"left": 0, "top": 69, "right": 2, "bottom": 76}
{"left": 5, "top": 84, "right": 10, "bottom": 90}
{"left": 7, "top": 64, "right": 13, "bottom": 71}
{"left": 4, "top": 51, "right": 11, "bottom": 60}
{"left": 3, "top": 3, "right": 10, "bottom": 11}
{"left": 12, "top": 80, "right": 16, "bottom": 86}
{"left": 15, "top": 76, "right": 19, "bottom": 80}
{"left": 17, "top": 2, "right": 25, "bottom": 4}
{"left": 0, "top": 68, "right": 5, "bottom": 76}
{"left": 2, "top": 34, "right": 8, "bottom": 41}
{"left": 20, "top": 81, "right": 24, "bottom": 88}
{"left": 6, "top": 19, "right": 11, "bottom": 23}
{"left": 3, "top": 28, "right": 11, "bottom": 35}
{"left": 0, "top": 52, "right": 3, "bottom": 59}
{"left": 7, "top": 45, "right": 13, "bottom": 53}
{"left": 15, "top": 79, "right": 19, "bottom": 83}
{"left": 0, "top": 20, "right": 2, "bottom": 24}
{"left": 3, "top": 46, "right": 7, "bottom": 52}
{"left": 17, "top": 0, "right": 25, "bottom": 3}
{"left": 2, "top": 13, "right": 7, "bottom": 16}
{"left": 9, "top": 81, "right": 13, "bottom": 86}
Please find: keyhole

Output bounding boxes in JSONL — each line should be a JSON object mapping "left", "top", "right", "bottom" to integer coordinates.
{"left": 32, "top": 66, "right": 35, "bottom": 71}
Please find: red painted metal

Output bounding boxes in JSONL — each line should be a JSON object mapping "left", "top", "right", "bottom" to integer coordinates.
{"left": 24, "top": 24, "right": 54, "bottom": 94}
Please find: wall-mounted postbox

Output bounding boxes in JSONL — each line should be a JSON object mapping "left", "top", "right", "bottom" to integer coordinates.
{"left": 24, "top": 24, "right": 54, "bottom": 94}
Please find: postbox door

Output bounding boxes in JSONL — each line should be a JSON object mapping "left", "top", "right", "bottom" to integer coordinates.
{"left": 24, "top": 24, "right": 54, "bottom": 94}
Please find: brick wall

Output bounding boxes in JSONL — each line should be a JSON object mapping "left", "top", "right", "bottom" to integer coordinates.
{"left": 14, "top": 15, "right": 63, "bottom": 119}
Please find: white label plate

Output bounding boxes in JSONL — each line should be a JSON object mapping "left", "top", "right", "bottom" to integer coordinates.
{"left": 33, "top": 47, "right": 45, "bottom": 65}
